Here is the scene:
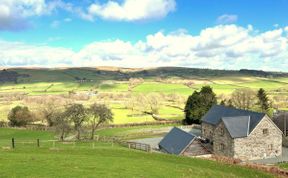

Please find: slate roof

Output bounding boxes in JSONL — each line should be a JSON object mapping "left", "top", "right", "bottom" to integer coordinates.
{"left": 222, "top": 116, "right": 250, "bottom": 138}
{"left": 159, "top": 127, "right": 196, "bottom": 155}
{"left": 202, "top": 105, "right": 265, "bottom": 134}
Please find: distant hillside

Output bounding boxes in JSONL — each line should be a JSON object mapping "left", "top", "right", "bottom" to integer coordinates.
{"left": 0, "top": 69, "right": 29, "bottom": 83}
{"left": 0, "top": 67, "right": 287, "bottom": 83}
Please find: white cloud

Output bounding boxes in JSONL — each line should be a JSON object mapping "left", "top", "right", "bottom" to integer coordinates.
{"left": 1, "top": 25, "right": 288, "bottom": 71}
{"left": 86, "top": 0, "right": 176, "bottom": 21}
{"left": 0, "top": 40, "right": 74, "bottom": 66}
{"left": 216, "top": 14, "right": 238, "bottom": 24}
{"left": 0, "top": 0, "right": 72, "bottom": 31}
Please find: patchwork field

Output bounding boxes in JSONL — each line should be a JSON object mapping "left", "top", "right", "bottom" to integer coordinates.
{"left": 1, "top": 67, "right": 288, "bottom": 124}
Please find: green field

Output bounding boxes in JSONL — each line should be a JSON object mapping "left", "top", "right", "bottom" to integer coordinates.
{"left": 0, "top": 128, "right": 274, "bottom": 177}
{"left": 1, "top": 67, "right": 288, "bottom": 124}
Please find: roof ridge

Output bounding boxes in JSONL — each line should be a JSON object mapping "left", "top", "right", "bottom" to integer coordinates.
{"left": 214, "top": 104, "right": 265, "bottom": 115}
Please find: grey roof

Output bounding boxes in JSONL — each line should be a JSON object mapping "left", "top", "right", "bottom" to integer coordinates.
{"left": 222, "top": 116, "right": 250, "bottom": 138}
{"left": 159, "top": 127, "right": 196, "bottom": 155}
{"left": 202, "top": 105, "right": 265, "bottom": 134}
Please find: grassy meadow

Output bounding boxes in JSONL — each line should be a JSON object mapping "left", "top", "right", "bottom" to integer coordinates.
{"left": 0, "top": 128, "right": 275, "bottom": 178}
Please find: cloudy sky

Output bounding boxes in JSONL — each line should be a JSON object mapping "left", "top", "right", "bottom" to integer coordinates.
{"left": 0, "top": 0, "right": 288, "bottom": 71}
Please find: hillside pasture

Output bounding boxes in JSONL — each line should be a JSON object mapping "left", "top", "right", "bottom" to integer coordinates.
{"left": 0, "top": 128, "right": 274, "bottom": 178}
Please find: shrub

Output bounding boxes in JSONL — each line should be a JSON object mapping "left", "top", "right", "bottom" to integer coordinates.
{"left": 8, "top": 106, "right": 34, "bottom": 127}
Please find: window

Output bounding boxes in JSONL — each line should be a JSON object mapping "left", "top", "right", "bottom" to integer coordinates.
{"left": 263, "top": 129, "right": 269, "bottom": 135}
{"left": 220, "top": 143, "right": 225, "bottom": 151}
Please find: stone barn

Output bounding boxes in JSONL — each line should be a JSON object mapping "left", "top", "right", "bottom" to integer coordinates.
{"left": 202, "top": 105, "right": 282, "bottom": 160}
{"left": 159, "top": 127, "right": 210, "bottom": 156}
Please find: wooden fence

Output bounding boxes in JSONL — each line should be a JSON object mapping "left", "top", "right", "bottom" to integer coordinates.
{"left": 94, "top": 135, "right": 152, "bottom": 152}
{"left": 3, "top": 135, "right": 152, "bottom": 153}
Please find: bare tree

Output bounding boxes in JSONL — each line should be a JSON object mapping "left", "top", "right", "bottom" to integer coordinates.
{"left": 42, "top": 103, "right": 57, "bottom": 127}
{"left": 128, "top": 78, "right": 144, "bottom": 91}
{"left": 87, "top": 103, "right": 113, "bottom": 140}
{"left": 231, "top": 88, "right": 256, "bottom": 110}
{"left": 134, "top": 94, "right": 160, "bottom": 114}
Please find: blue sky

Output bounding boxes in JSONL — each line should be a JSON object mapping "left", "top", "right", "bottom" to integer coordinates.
{"left": 0, "top": 0, "right": 288, "bottom": 71}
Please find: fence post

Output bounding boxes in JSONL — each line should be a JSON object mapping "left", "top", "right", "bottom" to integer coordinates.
{"left": 12, "top": 138, "right": 15, "bottom": 149}
{"left": 37, "top": 139, "right": 40, "bottom": 147}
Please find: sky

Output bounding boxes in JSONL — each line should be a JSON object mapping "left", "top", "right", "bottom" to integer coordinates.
{"left": 0, "top": 0, "right": 288, "bottom": 71}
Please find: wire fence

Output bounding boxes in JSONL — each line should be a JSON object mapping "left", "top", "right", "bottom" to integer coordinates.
{"left": 0, "top": 135, "right": 152, "bottom": 152}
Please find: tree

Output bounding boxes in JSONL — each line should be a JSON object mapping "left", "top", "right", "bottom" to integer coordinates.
{"left": 134, "top": 93, "right": 161, "bottom": 115}
{"left": 88, "top": 104, "right": 113, "bottom": 140}
{"left": 53, "top": 111, "right": 71, "bottom": 141}
{"left": 65, "top": 104, "right": 87, "bottom": 140}
{"left": 8, "top": 106, "right": 34, "bottom": 127}
{"left": 257, "top": 88, "right": 270, "bottom": 113}
{"left": 128, "top": 78, "right": 144, "bottom": 91}
{"left": 42, "top": 103, "right": 56, "bottom": 127}
{"left": 231, "top": 88, "right": 256, "bottom": 110}
{"left": 184, "top": 86, "right": 217, "bottom": 124}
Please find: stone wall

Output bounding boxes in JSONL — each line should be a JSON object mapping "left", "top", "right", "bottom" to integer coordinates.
{"left": 213, "top": 121, "right": 234, "bottom": 157}
{"left": 234, "top": 116, "right": 282, "bottom": 160}
{"left": 202, "top": 122, "right": 215, "bottom": 142}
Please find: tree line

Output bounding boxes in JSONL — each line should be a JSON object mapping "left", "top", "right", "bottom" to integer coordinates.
{"left": 184, "top": 86, "right": 271, "bottom": 124}
{"left": 7, "top": 103, "right": 113, "bottom": 141}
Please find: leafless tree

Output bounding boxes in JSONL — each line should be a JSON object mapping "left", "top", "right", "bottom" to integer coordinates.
{"left": 231, "top": 88, "right": 256, "bottom": 110}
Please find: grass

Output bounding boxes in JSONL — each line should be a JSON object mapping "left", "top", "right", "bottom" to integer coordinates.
{"left": 110, "top": 106, "right": 155, "bottom": 124}
{"left": 0, "top": 145, "right": 273, "bottom": 178}
{"left": 95, "top": 125, "right": 177, "bottom": 139}
{"left": 0, "top": 128, "right": 274, "bottom": 178}
{"left": 0, "top": 128, "right": 54, "bottom": 140}
{"left": 133, "top": 82, "right": 193, "bottom": 95}
{"left": 109, "top": 104, "right": 184, "bottom": 124}
{"left": 278, "top": 163, "right": 288, "bottom": 170}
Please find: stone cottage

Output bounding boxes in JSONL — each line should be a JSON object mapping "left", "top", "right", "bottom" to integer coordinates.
{"left": 202, "top": 105, "right": 282, "bottom": 160}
